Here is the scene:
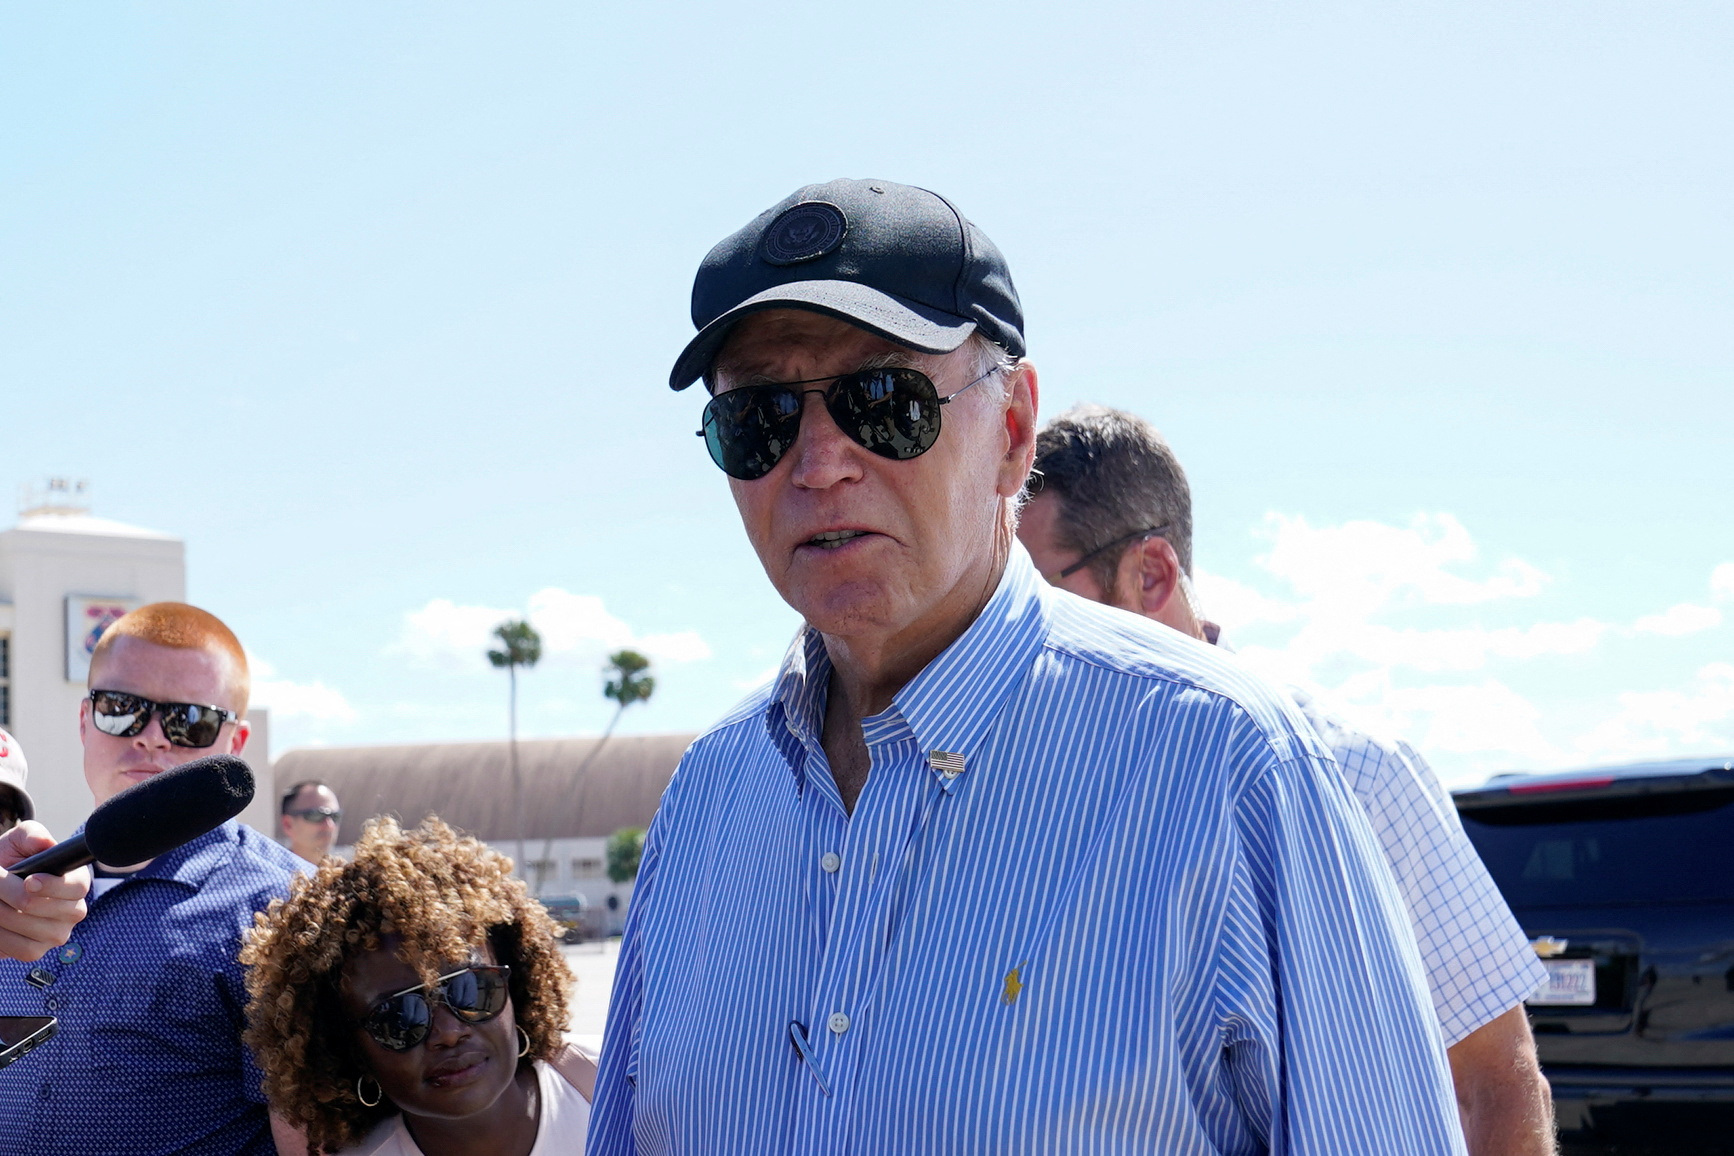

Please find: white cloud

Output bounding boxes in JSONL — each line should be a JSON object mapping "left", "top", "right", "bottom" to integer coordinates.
{"left": 1568, "top": 663, "right": 1734, "bottom": 763}
{"left": 246, "top": 654, "right": 359, "bottom": 724}
{"left": 1208, "top": 515, "right": 1734, "bottom": 784}
{"left": 1632, "top": 602, "right": 1724, "bottom": 637}
{"left": 1193, "top": 570, "right": 1301, "bottom": 629}
{"left": 392, "top": 587, "right": 711, "bottom": 673}
{"left": 1710, "top": 563, "right": 1734, "bottom": 604}
{"left": 1254, "top": 512, "right": 1550, "bottom": 611}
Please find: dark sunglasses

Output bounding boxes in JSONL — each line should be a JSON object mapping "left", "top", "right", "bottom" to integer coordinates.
{"left": 697, "top": 364, "right": 1004, "bottom": 481}
{"left": 1048, "top": 525, "right": 1172, "bottom": 582}
{"left": 287, "top": 806, "right": 342, "bottom": 824}
{"left": 359, "top": 965, "right": 512, "bottom": 1052}
{"left": 88, "top": 690, "right": 239, "bottom": 749}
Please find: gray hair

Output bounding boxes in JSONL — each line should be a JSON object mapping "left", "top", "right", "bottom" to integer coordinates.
{"left": 1031, "top": 405, "right": 1194, "bottom": 591}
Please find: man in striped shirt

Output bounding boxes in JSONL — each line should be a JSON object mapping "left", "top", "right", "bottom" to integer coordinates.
{"left": 589, "top": 179, "right": 1467, "bottom": 1154}
{"left": 1017, "top": 405, "right": 1554, "bottom": 1155}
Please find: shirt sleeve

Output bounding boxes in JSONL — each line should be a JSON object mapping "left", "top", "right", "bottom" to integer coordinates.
{"left": 585, "top": 815, "right": 663, "bottom": 1156}
{"left": 1333, "top": 734, "right": 1546, "bottom": 1045}
{"left": 1215, "top": 746, "right": 1468, "bottom": 1155}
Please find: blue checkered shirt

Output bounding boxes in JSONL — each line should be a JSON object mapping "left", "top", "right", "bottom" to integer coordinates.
{"left": 0, "top": 820, "right": 301, "bottom": 1156}
{"left": 1283, "top": 690, "right": 1546, "bottom": 1044}
{"left": 588, "top": 547, "right": 1465, "bottom": 1155}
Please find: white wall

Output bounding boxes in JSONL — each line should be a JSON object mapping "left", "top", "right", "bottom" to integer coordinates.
{"left": 0, "top": 514, "right": 184, "bottom": 838}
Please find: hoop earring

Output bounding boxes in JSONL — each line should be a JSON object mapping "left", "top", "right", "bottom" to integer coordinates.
{"left": 356, "top": 1074, "right": 382, "bottom": 1108}
{"left": 517, "top": 1026, "right": 531, "bottom": 1058}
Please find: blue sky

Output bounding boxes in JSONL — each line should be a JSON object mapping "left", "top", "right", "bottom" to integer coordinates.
{"left": 3, "top": 3, "right": 1730, "bottom": 786}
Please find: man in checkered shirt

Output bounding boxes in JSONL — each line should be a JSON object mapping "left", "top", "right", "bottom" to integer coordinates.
{"left": 1018, "top": 405, "right": 1553, "bottom": 1156}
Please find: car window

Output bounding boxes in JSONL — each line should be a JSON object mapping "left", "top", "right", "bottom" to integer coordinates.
{"left": 1460, "top": 786, "right": 1734, "bottom": 907}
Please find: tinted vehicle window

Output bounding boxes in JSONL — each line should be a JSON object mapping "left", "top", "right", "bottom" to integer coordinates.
{"left": 1460, "top": 787, "right": 1734, "bottom": 907}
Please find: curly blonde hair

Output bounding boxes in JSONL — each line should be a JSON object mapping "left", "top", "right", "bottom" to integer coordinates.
{"left": 241, "top": 816, "right": 573, "bottom": 1154}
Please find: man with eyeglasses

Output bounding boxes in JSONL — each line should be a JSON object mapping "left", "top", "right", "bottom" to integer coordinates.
{"left": 0, "top": 602, "right": 304, "bottom": 1156}
{"left": 1016, "top": 405, "right": 1555, "bottom": 1156}
{"left": 279, "top": 779, "right": 342, "bottom": 864}
{"left": 589, "top": 180, "right": 1465, "bottom": 1154}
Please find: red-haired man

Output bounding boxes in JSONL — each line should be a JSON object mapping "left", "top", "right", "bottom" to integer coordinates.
{"left": 0, "top": 603, "right": 304, "bottom": 1156}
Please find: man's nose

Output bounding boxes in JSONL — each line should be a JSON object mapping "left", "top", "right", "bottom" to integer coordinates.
{"left": 133, "top": 712, "right": 173, "bottom": 749}
{"left": 787, "top": 390, "right": 864, "bottom": 488}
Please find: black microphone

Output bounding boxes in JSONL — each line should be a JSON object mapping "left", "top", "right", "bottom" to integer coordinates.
{"left": 6, "top": 755, "right": 256, "bottom": 877}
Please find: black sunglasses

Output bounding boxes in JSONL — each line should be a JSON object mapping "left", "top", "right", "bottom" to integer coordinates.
{"left": 359, "top": 965, "right": 512, "bottom": 1052}
{"left": 286, "top": 806, "right": 342, "bottom": 824}
{"left": 1049, "top": 525, "right": 1172, "bottom": 581}
{"left": 697, "top": 364, "right": 1004, "bottom": 481}
{"left": 88, "top": 690, "right": 239, "bottom": 749}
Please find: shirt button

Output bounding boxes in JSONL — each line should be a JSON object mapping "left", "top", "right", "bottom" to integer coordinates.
{"left": 44, "top": 997, "right": 59, "bottom": 1012}
{"left": 820, "top": 852, "right": 841, "bottom": 874}
{"left": 827, "top": 1011, "right": 850, "bottom": 1035}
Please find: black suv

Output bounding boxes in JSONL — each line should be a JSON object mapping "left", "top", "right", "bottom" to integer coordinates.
{"left": 1454, "top": 756, "right": 1734, "bottom": 1150}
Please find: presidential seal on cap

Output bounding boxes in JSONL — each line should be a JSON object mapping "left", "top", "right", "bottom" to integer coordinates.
{"left": 0, "top": 727, "right": 35, "bottom": 827}
{"left": 670, "top": 178, "right": 1025, "bottom": 391}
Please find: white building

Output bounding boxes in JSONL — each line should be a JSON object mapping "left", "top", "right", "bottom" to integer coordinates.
{"left": 0, "top": 481, "right": 277, "bottom": 840}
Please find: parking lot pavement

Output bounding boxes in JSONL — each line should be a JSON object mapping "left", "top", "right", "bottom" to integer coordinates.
{"left": 562, "top": 937, "right": 621, "bottom": 1053}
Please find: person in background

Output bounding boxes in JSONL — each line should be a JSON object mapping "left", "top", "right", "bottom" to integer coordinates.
{"left": 280, "top": 779, "right": 343, "bottom": 865}
{"left": 243, "top": 816, "right": 592, "bottom": 1156}
{"left": 0, "top": 603, "right": 304, "bottom": 1156}
{"left": 1018, "top": 404, "right": 1554, "bottom": 1156}
{"left": 0, "top": 726, "right": 91, "bottom": 963}
{"left": 589, "top": 178, "right": 1466, "bottom": 1154}
{"left": 0, "top": 727, "right": 32, "bottom": 835}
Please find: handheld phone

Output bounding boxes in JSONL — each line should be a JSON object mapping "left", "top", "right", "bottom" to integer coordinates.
{"left": 0, "top": 1016, "right": 56, "bottom": 1070}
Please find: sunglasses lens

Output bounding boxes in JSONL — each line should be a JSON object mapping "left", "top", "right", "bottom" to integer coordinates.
{"left": 161, "top": 703, "right": 224, "bottom": 748}
{"left": 829, "top": 368, "right": 942, "bottom": 461}
{"left": 90, "top": 692, "right": 149, "bottom": 737}
{"left": 367, "top": 994, "right": 432, "bottom": 1051}
{"left": 442, "top": 967, "right": 510, "bottom": 1022}
{"left": 702, "top": 385, "right": 802, "bottom": 481}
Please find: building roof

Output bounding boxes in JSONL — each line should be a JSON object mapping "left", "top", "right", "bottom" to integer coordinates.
{"left": 8, "top": 512, "right": 178, "bottom": 540}
{"left": 273, "top": 733, "right": 695, "bottom": 846}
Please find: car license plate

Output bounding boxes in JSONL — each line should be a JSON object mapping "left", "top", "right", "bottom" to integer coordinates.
{"left": 1530, "top": 958, "right": 1596, "bottom": 1006}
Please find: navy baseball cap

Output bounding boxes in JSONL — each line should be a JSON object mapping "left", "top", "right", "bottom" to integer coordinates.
{"left": 669, "top": 178, "right": 1025, "bottom": 391}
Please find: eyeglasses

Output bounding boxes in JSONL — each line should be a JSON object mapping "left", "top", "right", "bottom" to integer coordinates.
{"left": 88, "top": 690, "right": 239, "bottom": 749}
{"left": 358, "top": 965, "right": 512, "bottom": 1052}
{"left": 1048, "top": 525, "right": 1171, "bottom": 582}
{"left": 696, "top": 364, "right": 1004, "bottom": 481}
{"left": 286, "top": 806, "right": 342, "bottom": 825}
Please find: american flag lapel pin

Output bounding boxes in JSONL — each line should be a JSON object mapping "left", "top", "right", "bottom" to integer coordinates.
{"left": 928, "top": 750, "right": 966, "bottom": 781}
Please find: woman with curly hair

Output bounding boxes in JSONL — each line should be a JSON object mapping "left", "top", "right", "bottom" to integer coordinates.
{"left": 241, "top": 816, "right": 592, "bottom": 1156}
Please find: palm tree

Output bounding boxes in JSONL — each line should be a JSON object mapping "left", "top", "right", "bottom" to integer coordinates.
{"left": 538, "top": 649, "right": 655, "bottom": 897}
{"left": 602, "top": 649, "right": 655, "bottom": 726}
{"left": 487, "top": 618, "right": 542, "bottom": 881}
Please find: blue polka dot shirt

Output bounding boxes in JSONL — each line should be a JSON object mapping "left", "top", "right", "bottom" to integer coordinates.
{"left": 0, "top": 820, "right": 301, "bottom": 1156}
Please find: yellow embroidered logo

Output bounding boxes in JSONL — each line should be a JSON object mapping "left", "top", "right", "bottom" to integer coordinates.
{"left": 1001, "top": 966, "right": 1024, "bottom": 1006}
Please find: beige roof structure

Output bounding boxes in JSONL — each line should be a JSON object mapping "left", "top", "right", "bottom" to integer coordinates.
{"left": 273, "top": 733, "right": 696, "bottom": 846}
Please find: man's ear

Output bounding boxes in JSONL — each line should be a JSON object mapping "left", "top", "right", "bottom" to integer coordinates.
{"left": 1134, "top": 536, "right": 1186, "bottom": 620}
{"left": 229, "top": 719, "right": 251, "bottom": 758}
{"left": 995, "top": 360, "right": 1040, "bottom": 498}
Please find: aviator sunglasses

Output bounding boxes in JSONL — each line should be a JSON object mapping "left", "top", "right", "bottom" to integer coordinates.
{"left": 87, "top": 690, "right": 240, "bottom": 749}
{"left": 697, "top": 363, "right": 1006, "bottom": 481}
{"left": 358, "top": 965, "right": 513, "bottom": 1052}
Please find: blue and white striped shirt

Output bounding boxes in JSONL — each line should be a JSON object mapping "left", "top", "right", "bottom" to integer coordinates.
{"left": 590, "top": 546, "right": 1465, "bottom": 1155}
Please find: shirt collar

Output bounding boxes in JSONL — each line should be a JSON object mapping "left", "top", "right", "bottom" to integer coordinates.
{"left": 767, "top": 543, "right": 1052, "bottom": 794}
{"left": 77, "top": 819, "right": 242, "bottom": 894}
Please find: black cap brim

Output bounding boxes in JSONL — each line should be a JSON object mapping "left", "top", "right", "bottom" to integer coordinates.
{"left": 668, "top": 279, "right": 978, "bottom": 391}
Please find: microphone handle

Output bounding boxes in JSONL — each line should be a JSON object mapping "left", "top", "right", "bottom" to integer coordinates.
{"left": 6, "top": 834, "right": 95, "bottom": 878}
